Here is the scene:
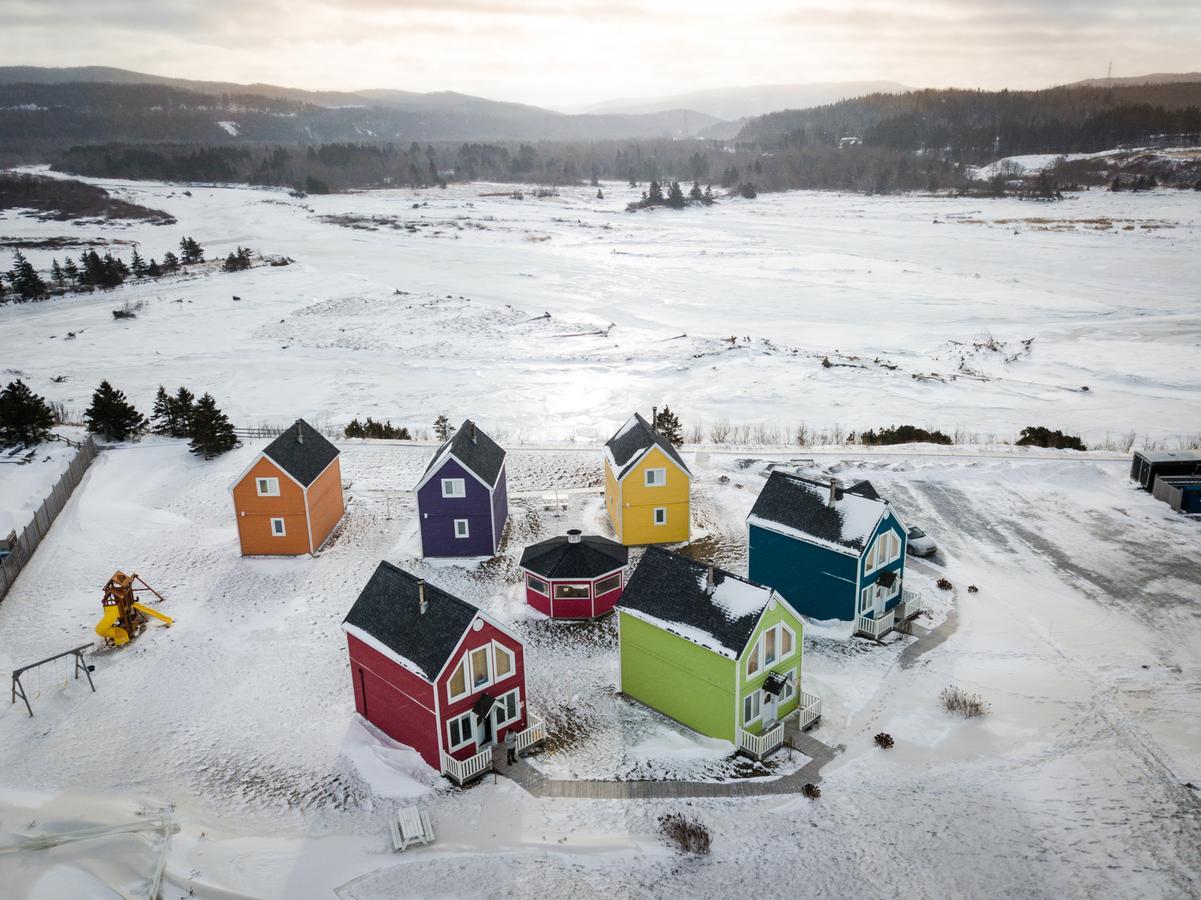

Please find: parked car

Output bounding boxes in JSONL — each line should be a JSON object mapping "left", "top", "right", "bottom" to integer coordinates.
{"left": 906, "top": 526, "right": 937, "bottom": 557}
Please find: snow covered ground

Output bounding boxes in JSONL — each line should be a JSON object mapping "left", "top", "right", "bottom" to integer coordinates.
{"left": 0, "top": 441, "right": 1198, "bottom": 898}
{"left": 0, "top": 170, "right": 1198, "bottom": 448}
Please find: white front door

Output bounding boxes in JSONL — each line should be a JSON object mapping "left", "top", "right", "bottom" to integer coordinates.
{"left": 762, "top": 689, "right": 778, "bottom": 725}
{"left": 873, "top": 584, "right": 886, "bottom": 618}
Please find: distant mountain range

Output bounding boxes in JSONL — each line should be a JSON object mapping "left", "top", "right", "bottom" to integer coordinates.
{"left": 579, "top": 81, "right": 910, "bottom": 120}
{"left": 1066, "top": 72, "right": 1201, "bottom": 88}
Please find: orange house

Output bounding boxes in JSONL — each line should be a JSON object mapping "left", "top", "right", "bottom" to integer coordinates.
{"left": 229, "top": 419, "right": 345, "bottom": 556}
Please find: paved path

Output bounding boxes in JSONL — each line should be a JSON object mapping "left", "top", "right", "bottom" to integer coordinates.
{"left": 493, "top": 721, "right": 840, "bottom": 800}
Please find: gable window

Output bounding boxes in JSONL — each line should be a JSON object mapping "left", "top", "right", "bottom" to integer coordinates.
{"left": 554, "top": 583, "right": 590, "bottom": 600}
{"left": 470, "top": 646, "right": 491, "bottom": 689}
{"left": 270, "top": 517, "right": 286, "bottom": 537}
{"left": 448, "top": 660, "right": 468, "bottom": 701}
{"left": 454, "top": 519, "right": 470, "bottom": 539}
{"left": 527, "top": 575, "right": 549, "bottom": 596}
{"left": 256, "top": 477, "right": 280, "bottom": 497}
{"left": 748, "top": 623, "right": 796, "bottom": 677}
{"left": 764, "top": 627, "right": 777, "bottom": 665}
{"left": 448, "top": 712, "right": 474, "bottom": 749}
{"left": 441, "top": 478, "right": 466, "bottom": 498}
{"left": 865, "top": 529, "right": 900, "bottom": 574}
{"left": 653, "top": 507, "right": 667, "bottom": 526}
{"left": 781, "top": 624, "right": 794, "bottom": 658}
{"left": 594, "top": 572, "right": 622, "bottom": 596}
{"left": 743, "top": 691, "right": 761, "bottom": 725}
{"left": 495, "top": 688, "right": 520, "bottom": 727}
{"left": 645, "top": 468, "right": 667, "bottom": 487}
{"left": 746, "top": 640, "right": 761, "bottom": 677}
{"left": 493, "top": 642, "right": 515, "bottom": 681}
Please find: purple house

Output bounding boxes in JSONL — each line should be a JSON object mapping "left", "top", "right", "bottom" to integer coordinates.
{"left": 414, "top": 420, "right": 508, "bottom": 558}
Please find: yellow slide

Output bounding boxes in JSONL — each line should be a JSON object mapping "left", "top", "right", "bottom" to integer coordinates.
{"left": 132, "top": 603, "right": 174, "bottom": 626}
{"left": 95, "top": 605, "right": 131, "bottom": 646}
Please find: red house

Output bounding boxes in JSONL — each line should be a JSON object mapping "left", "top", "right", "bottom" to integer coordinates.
{"left": 342, "top": 561, "right": 543, "bottom": 784}
{"left": 518, "top": 530, "right": 629, "bottom": 619}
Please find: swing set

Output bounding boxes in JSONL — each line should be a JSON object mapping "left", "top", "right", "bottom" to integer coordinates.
{"left": 10, "top": 643, "right": 96, "bottom": 717}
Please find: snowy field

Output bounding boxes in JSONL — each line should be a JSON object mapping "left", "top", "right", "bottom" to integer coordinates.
{"left": 0, "top": 170, "right": 1199, "bottom": 448}
{"left": 0, "top": 440, "right": 1199, "bottom": 898}
{"left": 1, "top": 174, "right": 1200, "bottom": 897}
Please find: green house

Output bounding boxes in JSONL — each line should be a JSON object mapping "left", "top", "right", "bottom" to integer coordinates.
{"left": 616, "top": 548, "right": 821, "bottom": 759}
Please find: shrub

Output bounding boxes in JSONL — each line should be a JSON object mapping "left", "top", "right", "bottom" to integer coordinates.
{"left": 939, "top": 685, "right": 990, "bottom": 718}
{"left": 801, "top": 783, "right": 821, "bottom": 800}
{"left": 345, "top": 417, "right": 411, "bottom": 440}
{"left": 860, "top": 425, "right": 953, "bottom": 446}
{"left": 936, "top": 578, "right": 953, "bottom": 591}
{"left": 967, "top": 584, "right": 979, "bottom": 594}
{"left": 1016, "top": 426, "right": 1086, "bottom": 451}
{"left": 658, "top": 813, "right": 711, "bottom": 855}
{"left": 874, "top": 732, "right": 895, "bottom": 749}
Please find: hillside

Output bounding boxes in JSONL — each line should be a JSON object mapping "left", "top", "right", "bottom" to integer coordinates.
{"left": 581, "top": 80, "right": 909, "bottom": 120}
{"left": 737, "top": 82, "right": 1201, "bottom": 163}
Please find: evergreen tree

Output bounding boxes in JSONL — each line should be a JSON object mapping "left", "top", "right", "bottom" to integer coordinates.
{"left": 433, "top": 414, "right": 455, "bottom": 442}
{"left": 161, "top": 251, "right": 180, "bottom": 272}
{"left": 0, "top": 379, "right": 55, "bottom": 446}
{"left": 596, "top": 188, "right": 604, "bottom": 200}
{"left": 653, "top": 406, "right": 685, "bottom": 447}
{"left": 667, "top": 181, "right": 686, "bottom": 208}
{"left": 704, "top": 185, "right": 714, "bottom": 202}
{"left": 179, "top": 237, "right": 205, "bottom": 264}
{"left": 647, "top": 180, "right": 664, "bottom": 204}
{"left": 689, "top": 180, "right": 703, "bottom": 201}
{"left": 344, "top": 418, "right": 365, "bottom": 438}
{"left": 188, "top": 393, "right": 238, "bottom": 458}
{"left": 130, "top": 247, "right": 148, "bottom": 278}
{"left": 150, "top": 386, "right": 174, "bottom": 435}
{"left": 62, "top": 257, "right": 80, "bottom": 284}
{"left": 84, "top": 380, "right": 147, "bottom": 441}
{"left": 170, "top": 386, "right": 196, "bottom": 437}
{"left": 7, "top": 251, "right": 47, "bottom": 299}
{"left": 50, "top": 258, "right": 66, "bottom": 287}
{"left": 147, "top": 258, "right": 162, "bottom": 278}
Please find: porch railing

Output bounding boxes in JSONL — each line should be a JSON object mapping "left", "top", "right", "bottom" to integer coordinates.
{"left": 895, "top": 588, "right": 922, "bottom": 622}
{"left": 514, "top": 714, "right": 547, "bottom": 753}
{"left": 737, "top": 720, "right": 785, "bottom": 760}
{"left": 798, "top": 691, "right": 822, "bottom": 730}
{"left": 441, "top": 747, "right": 493, "bottom": 785}
{"left": 855, "top": 609, "right": 896, "bottom": 640}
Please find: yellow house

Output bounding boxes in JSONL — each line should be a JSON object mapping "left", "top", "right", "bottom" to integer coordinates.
{"left": 604, "top": 413, "right": 692, "bottom": 545}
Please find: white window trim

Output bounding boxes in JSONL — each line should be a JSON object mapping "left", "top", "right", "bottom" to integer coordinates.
{"left": 468, "top": 644, "right": 492, "bottom": 691}
{"left": 447, "top": 659, "right": 470, "bottom": 704}
{"left": 270, "top": 517, "right": 286, "bottom": 537}
{"left": 594, "top": 572, "right": 622, "bottom": 596}
{"left": 441, "top": 478, "right": 466, "bottom": 498}
{"left": 653, "top": 507, "right": 667, "bottom": 526}
{"left": 526, "top": 574, "right": 549, "bottom": 596}
{"left": 494, "top": 688, "right": 521, "bottom": 728}
{"left": 743, "top": 690, "right": 761, "bottom": 726}
{"left": 256, "top": 477, "right": 280, "bottom": 497}
{"left": 447, "top": 711, "right": 475, "bottom": 750}
{"left": 492, "top": 641, "right": 516, "bottom": 684}
{"left": 645, "top": 467, "right": 667, "bottom": 487}
{"left": 553, "top": 582, "right": 592, "bottom": 601}
{"left": 454, "top": 518, "right": 470, "bottom": 539}
{"left": 746, "top": 622, "right": 797, "bottom": 678}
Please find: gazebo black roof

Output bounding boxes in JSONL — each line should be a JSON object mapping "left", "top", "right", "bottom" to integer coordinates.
{"left": 519, "top": 531, "right": 628, "bottom": 580}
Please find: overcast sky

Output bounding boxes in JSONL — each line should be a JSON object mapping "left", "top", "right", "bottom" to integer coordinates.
{"left": 4, "top": 0, "right": 1200, "bottom": 108}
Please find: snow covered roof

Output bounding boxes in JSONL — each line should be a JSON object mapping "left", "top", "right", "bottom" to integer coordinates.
{"left": 342, "top": 561, "right": 480, "bottom": 681}
{"left": 617, "top": 548, "right": 774, "bottom": 659}
{"left": 748, "top": 471, "right": 888, "bottom": 556}
{"left": 420, "top": 419, "right": 506, "bottom": 487}
{"left": 262, "top": 419, "right": 339, "bottom": 486}
{"left": 518, "top": 531, "right": 628, "bottom": 580}
{"left": 604, "top": 413, "right": 691, "bottom": 480}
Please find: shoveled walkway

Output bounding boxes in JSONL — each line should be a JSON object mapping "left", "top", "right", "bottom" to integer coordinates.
{"left": 493, "top": 721, "right": 841, "bottom": 800}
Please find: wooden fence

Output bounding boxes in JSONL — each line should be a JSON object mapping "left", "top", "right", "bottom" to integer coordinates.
{"left": 0, "top": 436, "right": 98, "bottom": 603}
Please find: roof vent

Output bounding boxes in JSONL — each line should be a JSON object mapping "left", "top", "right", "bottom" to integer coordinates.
{"left": 296, "top": 421, "right": 304, "bottom": 444}
{"left": 417, "top": 579, "right": 427, "bottom": 615}
{"left": 567, "top": 529, "right": 582, "bottom": 544}
{"left": 651, "top": 407, "right": 658, "bottom": 431}
{"left": 470, "top": 422, "right": 477, "bottom": 444}
{"left": 705, "top": 562, "right": 716, "bottom": 594}
{"left": 827, "top": 478, "right": 840, "bottom": 507}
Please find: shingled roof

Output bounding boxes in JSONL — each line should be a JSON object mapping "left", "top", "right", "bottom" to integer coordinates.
{"left": 420, "top": 419, "right": 506, "bottom": 487}
{"left": 604, "top": 413, "right": 690, "bottom": 480}
{"left": 747, "top": 471, "right": 888, "bottom": 556}
{"left": 617, "top": 548, "right": 774, "bottom": 659}
{"left": 342, "top": 562, "right": 480, "bottom": 681}
{"left": 519, "top": 531, "right": 628, "bottom": 580}
{"left": 262, "top": 419, "right": 339, "bottom": 487}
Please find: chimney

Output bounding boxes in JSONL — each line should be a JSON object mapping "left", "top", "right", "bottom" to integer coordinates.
{"left": 652, "top": 407, "right": 658, "bottom": 429}
{"left": 705, "top": 562, "right": 716, "bottom": 594}
{"left": 470, "top": 422, "right": 477, "bottom": 444}
{"left": 827, "top": 478, "right": 839, "bottom": 507}
{"left": 567, "top": 528, "right": 582, "bottom": 544}
{"left": 418, "top": 579, "right": 427, "bottom": 615}
{"left": 296, "top": 421, "right": 303, "bottom": 444}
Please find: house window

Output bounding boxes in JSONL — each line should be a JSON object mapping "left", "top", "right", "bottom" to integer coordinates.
{"left": 270, "top": 517, "right": 286, "bottom": 537}
{"left": 527, "top": 575, "right": 549, "bottom": 596}
{"left": 866, "top": 529, "right": 900, "bottom": 574}
{"left": 781, "top": 676, "right": 796, "bottom": 701}
{"left": 653, "top": 507, "right": 667, "bottom": 526}
{"left": 743, "top": 691, "right": 761, "bottom": 725}
{"left": 256, "top": 477, "right": 279, "bottom": 497}
{"left": 495, "top": 689, "right": 520, "bottom": 727}
{"left": 454, "top": 519, "right": 470, "bottom": 539}
{"left": 859, "top": 586, "right": 874, "bottom": 614}
{"left": 448, "top": 660, "right": 468, "bottom": 701}
{"left": 441, "top": 478, "right": 466, "bottom": 498}
{"left": 645, "top": 468, "right": 666, "bottom": 487}
{"left": 781, "top": 623, "right": 795, "bottom": 657}
{"left": 448, "top": 712, "right": 474, "bottom": 749}
{"left": 493, "top": 642, "right": 515, "bottom": 681}
{"left": 554, "top": 583, "right": 590, "bottom": 600}
{"left": 470, "top": 646, "right": 491, "bottom": 689}
{"left": 764, "top": 627, "right": 777, "bottom": 665}
{"left": 594, "top": 572, "right": 622, "bottom": 596}
{"left": 746, "top": 640, "right": 761, "bottom": 677}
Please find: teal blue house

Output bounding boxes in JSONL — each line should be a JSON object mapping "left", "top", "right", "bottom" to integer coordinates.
{"left": 747, "top": 473, "right": 921, "bottom": 640}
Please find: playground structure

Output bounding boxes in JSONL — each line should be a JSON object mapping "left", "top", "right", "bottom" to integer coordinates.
{"left": 11, "top": 643, "right": 96, "bottom": 717}
{"left": 95, "top": 571, "right": 173, "bottom": 646}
